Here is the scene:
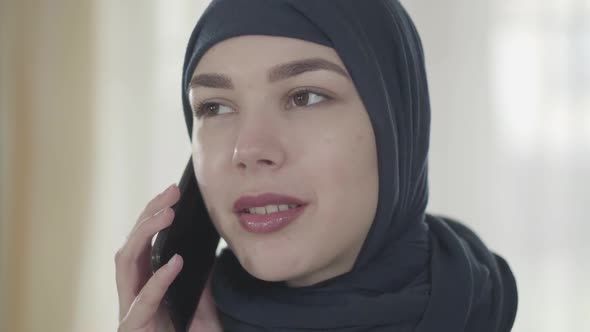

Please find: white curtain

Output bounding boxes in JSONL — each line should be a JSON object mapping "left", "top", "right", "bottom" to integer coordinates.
{"left": 75, "top": 1, "right": 209, "bottom": 331}
{"left": 404, "top": 0, "right": 590, "bottom": 331}
{"left": 1, "top": 0, "right": 588, "bottom": 331}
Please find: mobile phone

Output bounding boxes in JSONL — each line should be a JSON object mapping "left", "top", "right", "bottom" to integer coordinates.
{"left": 151, "top": 157, "right": 220, "bottom": 332}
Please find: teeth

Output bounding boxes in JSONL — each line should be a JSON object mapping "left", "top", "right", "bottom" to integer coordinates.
{"left": 246, "top": 204, "right": 300, "bottom": 214}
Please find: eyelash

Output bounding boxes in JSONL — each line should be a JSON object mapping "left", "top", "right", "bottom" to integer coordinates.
{"left": 192, "top": 88, "right": 332, "bottom": 118}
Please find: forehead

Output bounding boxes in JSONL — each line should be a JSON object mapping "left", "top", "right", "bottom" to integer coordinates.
{"left": 192, "top": 35, "right": 345, "bottom": 76}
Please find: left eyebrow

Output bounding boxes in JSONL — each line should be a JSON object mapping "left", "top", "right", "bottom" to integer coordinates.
{"left": 268, "top": 58, "right": 350, "bottom": 82}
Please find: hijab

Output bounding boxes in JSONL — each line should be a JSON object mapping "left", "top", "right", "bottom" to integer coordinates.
{"left": 179, "top": 0, "right": 518, "bottom": 331}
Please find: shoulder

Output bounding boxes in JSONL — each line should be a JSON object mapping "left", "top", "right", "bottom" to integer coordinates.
{"left": 423, "top": 214, "right": 518, "bottom": 332}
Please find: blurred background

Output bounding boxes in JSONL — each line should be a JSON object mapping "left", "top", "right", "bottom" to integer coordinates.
{"left": 1, "top": 0, "right": 588, "bottom": 331}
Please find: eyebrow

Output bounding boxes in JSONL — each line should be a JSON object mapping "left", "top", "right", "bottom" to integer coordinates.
{"left": 188, "top": 58, "right": 350, "bottom": 91}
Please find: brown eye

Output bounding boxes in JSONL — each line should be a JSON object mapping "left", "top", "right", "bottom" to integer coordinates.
{"left": 204, "top": 103, "right": 219, "bottom": 113}
{"left": 194, "top": 102, "right": 234, "bottom": 118}
{"left": 289, "top": 90, "right": 328, "bottom": 108}
{"left": 293, "top": 92, "right": 310, "bottom": 107}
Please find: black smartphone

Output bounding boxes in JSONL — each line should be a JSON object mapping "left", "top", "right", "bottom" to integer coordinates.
{"left": 151, "top": 157, "right": 220, "bottom": 332}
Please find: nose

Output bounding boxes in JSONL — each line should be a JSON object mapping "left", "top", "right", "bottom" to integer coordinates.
{"left": 232, "top": 116, "right": 286, "bottom": 174}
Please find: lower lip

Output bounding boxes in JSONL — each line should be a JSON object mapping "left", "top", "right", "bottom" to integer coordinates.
{"left": 237, "top": 205, "right": 307, "bottom": 234}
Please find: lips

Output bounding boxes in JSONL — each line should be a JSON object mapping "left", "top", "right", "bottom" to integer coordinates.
{"left": 233, "top": 193, "right": 308, "bottom": 234}
{"left": 233, "top": 193, "right": 306, "bottom": 213}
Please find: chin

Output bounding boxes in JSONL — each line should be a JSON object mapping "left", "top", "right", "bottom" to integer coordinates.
{"left": 232, "top": 240, "right": 311, "bottom": 283}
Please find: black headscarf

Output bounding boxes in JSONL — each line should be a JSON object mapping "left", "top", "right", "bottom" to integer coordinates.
{"left": 179, "top": 0, "right": 518, "bottom": 331}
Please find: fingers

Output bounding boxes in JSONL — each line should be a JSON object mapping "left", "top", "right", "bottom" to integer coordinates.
{"left": 138, "top": 184, "right": 180, "bottom": 225}
{"left": 122, "top": 207, "right": 175, "bottom": 266}
{"left": 116, "top": 207, "right": 175, "bottom": 319}
{"left": 119, "top": 254, "right": 184, "bottom": 330}
{"left": 115, "top": 183, "right": 180, "bottom": 320}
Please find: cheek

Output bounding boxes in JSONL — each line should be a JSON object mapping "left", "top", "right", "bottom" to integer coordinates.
{"left": 294, "top": 113, "right": 378, "bottom": 274}
{"left": 311, "top": 122, "right": 377, "bottom": 188}
{"left": 192, "top": 124, "right": 232, "bottom": 186}
{"left": 304, "top": 114, "right": 379, "bottom": 223}
{"left": 191, "top": 127, "right": 234, "bottom": 227}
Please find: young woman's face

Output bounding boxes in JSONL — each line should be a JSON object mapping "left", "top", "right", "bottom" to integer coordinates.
{"left": 189, "top": 36, "right": 378, "bottom": 287}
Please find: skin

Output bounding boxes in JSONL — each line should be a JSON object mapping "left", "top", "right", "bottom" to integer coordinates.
{"left": 116, "top": 185, "right": 222, "bottom": 331}
{"left": 189, "top": 35, "right": 379, "bottom": 287}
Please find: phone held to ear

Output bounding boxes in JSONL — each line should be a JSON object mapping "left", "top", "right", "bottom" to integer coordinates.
{"left": 151, "top": 159, "right": 220, "bottom": 332}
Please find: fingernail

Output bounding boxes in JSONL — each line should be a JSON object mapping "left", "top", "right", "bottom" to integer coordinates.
{"left": 163, "top": 183, "right": 176, "bottom": 194}
{"left": 168, "top": 254, "right": 180, "bottom": 267}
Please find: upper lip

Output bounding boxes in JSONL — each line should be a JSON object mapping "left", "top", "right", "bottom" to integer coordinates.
{"left": 233, "top": 192, "right": 306, "bottom": 212}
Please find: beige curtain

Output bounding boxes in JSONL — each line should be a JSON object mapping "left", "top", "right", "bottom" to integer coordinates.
{"left": 2, "top": 1, "right": 95, "bottom": 331}
{"left": 1, "top": 0, "right": 588, "bottom": 331}
{"left": 1, "top": 1, "right": 206, "bottom": 331}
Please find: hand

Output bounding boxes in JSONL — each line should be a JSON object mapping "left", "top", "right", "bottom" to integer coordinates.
{"left": 115, "top": 184, "right": 222, "bottom": 332}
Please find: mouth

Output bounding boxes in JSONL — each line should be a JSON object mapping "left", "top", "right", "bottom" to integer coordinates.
{"left": 238, "top": 203, "right": 304, "bottom": 215}
{"left": 235, "top": 204, "right": 307, "bottom": 234}
{"left": 233, "top": 192, "right": 308, "bottom": 233}
{"left": 233, "top": 192, "right": 307, "bottom": 213}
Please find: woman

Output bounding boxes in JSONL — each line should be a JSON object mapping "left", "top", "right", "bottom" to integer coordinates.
{"left": 116, "top": 0, "right": 518, "bottom": 331}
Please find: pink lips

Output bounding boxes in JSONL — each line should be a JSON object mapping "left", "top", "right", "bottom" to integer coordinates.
{"left": 233, "top": 193, "right": 307, "bottom": 234}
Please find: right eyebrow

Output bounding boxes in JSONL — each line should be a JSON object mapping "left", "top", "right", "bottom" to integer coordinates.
{"left": 187, "top": 57, "right": 350, "bottom": 93}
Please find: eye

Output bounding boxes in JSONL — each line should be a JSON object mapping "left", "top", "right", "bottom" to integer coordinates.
{"left": 288, "top": 90, "right": 329, "bottom": 108}
{"left": 193, "top": 102, "right": 234, "bottom": 118}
